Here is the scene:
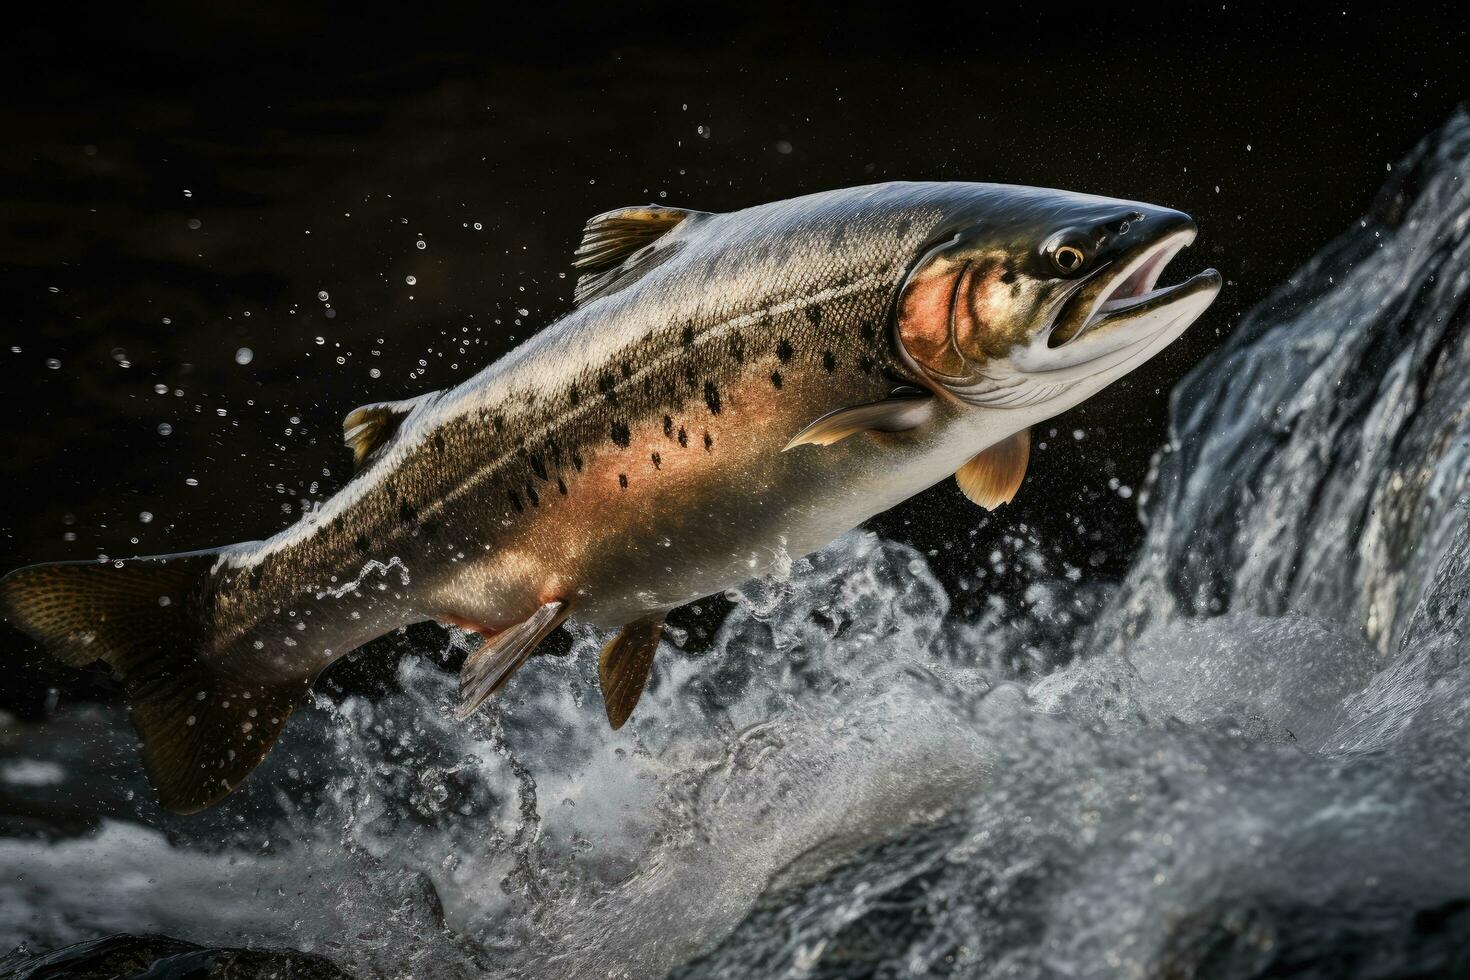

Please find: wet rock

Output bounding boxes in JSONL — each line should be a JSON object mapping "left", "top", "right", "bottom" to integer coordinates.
{"left": 0, "top": 933, "right": 353, "bottom": 979}
{"left": 1103, "top": 107, "right": 1470, "bottom": 655}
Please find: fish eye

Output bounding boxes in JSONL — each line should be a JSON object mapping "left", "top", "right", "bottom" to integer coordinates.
{"left": 1050, "top": 243, "right": 1088, "bottom": 276}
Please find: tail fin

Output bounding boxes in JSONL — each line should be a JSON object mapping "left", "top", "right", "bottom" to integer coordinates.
{"left": 0, "top": 552, "right": 310, "bottom": 814}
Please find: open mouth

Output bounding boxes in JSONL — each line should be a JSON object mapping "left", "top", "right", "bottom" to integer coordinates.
{"left": 1048, "top": 228, "right": 1217, "bottom": 348}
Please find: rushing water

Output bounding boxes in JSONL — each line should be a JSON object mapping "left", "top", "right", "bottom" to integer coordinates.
{"left": 5, "top": 111, "right": 1470, "bottom": 979}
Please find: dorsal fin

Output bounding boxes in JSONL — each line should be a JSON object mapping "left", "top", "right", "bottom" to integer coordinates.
{"left": 572, "top": 205, "right": 705, "bottom": 306}
{"left": 955, "top": 429, "right": 1030, "bottom": 509}
{"left": 342, "top": 392, "right": 436, "bottom": 471}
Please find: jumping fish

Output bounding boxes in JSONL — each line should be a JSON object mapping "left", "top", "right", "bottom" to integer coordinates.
{"left": 0, "top": 182, "right": 1220, "bottom": 812}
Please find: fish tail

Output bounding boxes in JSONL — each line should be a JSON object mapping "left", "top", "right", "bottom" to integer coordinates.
{"left": 0, "top": 550, "right": 311, "bottom": 814}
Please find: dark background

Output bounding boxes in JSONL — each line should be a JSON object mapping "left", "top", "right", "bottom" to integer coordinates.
{"left": 1, "top": 2, "right": 1465, "bottom": 708}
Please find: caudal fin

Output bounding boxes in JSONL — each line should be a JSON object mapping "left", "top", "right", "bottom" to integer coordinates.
{"left": 0, "top": 552, "right": 310, "bottom": 814}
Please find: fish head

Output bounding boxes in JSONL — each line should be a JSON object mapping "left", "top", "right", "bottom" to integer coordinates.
{"left": 894, "top": 188, "right": 1221, "bottom": 410}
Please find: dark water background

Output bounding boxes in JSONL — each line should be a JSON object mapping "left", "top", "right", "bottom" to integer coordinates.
{"left": 0, "top": 5, "right": 1464, "bottom": 696}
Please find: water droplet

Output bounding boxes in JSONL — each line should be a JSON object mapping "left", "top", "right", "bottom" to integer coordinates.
{"left": 415, "top": 240, "right": 427, "bottom": 250}
{"left": 183, "top": 189, "right": 193, "bottom": 198}
{"left": 369, "top": 367, "right": 381, "bottom": 379}
{"left": 473, "top": 222, "right": 483, "bottom": 231}
{"left": 405, "top": 275, "right": 417, "bottom": 285}
{"left": 317, "top": 290, "right": 329, "bottom": 302}
{"left": 140, "top": 511, "right": 153, "bottom": 523}
{"left": 235, "top": 347, "right": 254, "bottom": 365}
{"left": 186, "top": 218, "right": 202, "bottom": 230}
{"left": 45, "top": 358, "right": 61, "bottom": 369}
{"left": 153, "top": 383, "right": 168, "bottom": 394}
{"left": 157, "top": 422, "right": 173, "bottom": 435}
{"left": 185, "top": 477, "right": 198, "bottom": 486}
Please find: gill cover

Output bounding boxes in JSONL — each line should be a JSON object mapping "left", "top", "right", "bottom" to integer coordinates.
{"left": 895, "top": 235, "right": 974, "bottom": 380}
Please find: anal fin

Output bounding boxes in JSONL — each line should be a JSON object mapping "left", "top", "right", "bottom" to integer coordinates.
{"left": 955, "top": 428, "right": 1030, "bottom": 509}
{"left": 456, "top": 600, "right": 569, "bottom": 720}
{"left": 598, "top": 614, "right": 664, "bottom": 730}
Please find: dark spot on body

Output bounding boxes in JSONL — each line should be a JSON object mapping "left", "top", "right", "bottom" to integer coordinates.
{"left": 681, "top": 324, "right": 695, "bottom": 345}
{"left": 433, "top": 434, "right": 446, "bottom": 453}
{"left": 569, "top": 386, "right": 580, "bottom": 407}
{"left": 528, "top": 453, "right": 548, "bottom": 480}
{"left": 859, "top": 355, "right": 877, "bottom": 374}
{"left": 331, "top": 516, "right": 344, "bottom": 532}
{"left": 859, "top": 320, "right": 877, "bottom": 341}
{"left": 684, "top": 364, "right": 698, "bottom": 389}
{"left": 249, "top": 567, "right": 263, "bottom": 590}
{"left": 355, "top": 534, "right": 369, "bottom": 552}
{"left": 703, "top": 431, "right": 714, "bottom": 451}
{"left": 643, "top": 376, "right": 654, "bottom": 395}
{"left": 776, "top": 338, "right": 794, "bottom": 362}
{"left": 663, "top": 414, "right": 674, "bottom": 437}
{"left": 618, "top": 473, "right": 628, "bottom": 489}
{"left": 677, "top": 426, "right": 688, "bottom": 448}
{"left": 557, "top": 477, "right": 567, "bottom": 495}
{"left": 421, "top": 520, "right": 439, "bottom": 537}
{"left": 896, "top": 218, "right": 912, "bottom": 236}
{"left": 598, "top": 374, "right": 617, "bottom": 403}
{"left": 730, "top": 334, "right": 745, "bottom": 362}
{"left": 651, "top": 451, "right": 661, "bottom": 469}
{"left": 493, "top": 416, "right": 504, "bottom": 432}
{"left": 1000, "top": 269, "right": 1018, "bottom": 284}
{"left": 610, "top": 421, "right": 631, "bottom": 448}
{"left": 620, "top": 360, "right": 633, "bottom": 379}
{"left": 822, "top": 351, "right": 836, "bottom": 372}
{"left": 806, "top": 306, "right": 822, "bottom": 328}
{"left": 526, "top": 485, "right": 539, "bottom": 507}
{"left": 572, "top": 452, "right": 584, "bottom": 471}
{"left": 704, "top": 381, "right": 722, "bottom": 415}
{"left": 399, "top": 502, "right": 417, "bottom": 522}
{"left": 385, "top": 481, "right": 397, "bottom": 502}
{"left": 508, "top": 490, "right": 523, "bottom": 512}
{"left": 771, "top": 370, "right": 783, "bottom": 389}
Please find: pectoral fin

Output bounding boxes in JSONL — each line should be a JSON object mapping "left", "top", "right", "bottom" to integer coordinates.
{"left": 456, "top": 600, "right": 570, "bottom": 720}
{"left": 955, "top": 429, "right": 1030, "bottom": 509}
{"left": 598, "top": 614, "right": 664, "bottom": 730}
{"left": 783, "top": 392, "right": 935, "bottom": 451}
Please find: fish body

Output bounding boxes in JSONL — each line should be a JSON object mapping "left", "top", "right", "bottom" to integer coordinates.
{"left": 0, "top": 181, "right": 1220, "bottom": 811}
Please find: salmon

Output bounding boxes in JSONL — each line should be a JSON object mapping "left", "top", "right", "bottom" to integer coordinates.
{"left": 0, "top": 182, "right": 1220, "bottom": 812}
